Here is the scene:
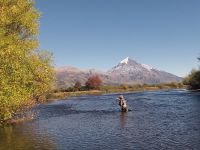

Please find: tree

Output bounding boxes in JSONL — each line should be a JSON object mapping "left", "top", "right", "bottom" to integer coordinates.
{"left": 85, "top": 75, "right": 102, "bottom": 90}
{"left": 183, "top": 69, "right": 200, "bottom": 89}
{"left": 0, "top": 0, "right": 54, "bottom": 121}
{"left": 74, "top": 81, "right": 81, "bottom": 91}
{"left": 183, "top": 57, "right": 200, "bottom": 90}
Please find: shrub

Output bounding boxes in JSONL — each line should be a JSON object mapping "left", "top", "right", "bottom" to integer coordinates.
{"left": 85, "top": 75, "right": 102, "bottom": 90}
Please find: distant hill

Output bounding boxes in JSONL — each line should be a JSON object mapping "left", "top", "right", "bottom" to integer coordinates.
{"left": 55, "top": 66, "right": 107, "bottom": 88}
{"left": 55, "top": 57, "right": 182, "bottom": 87}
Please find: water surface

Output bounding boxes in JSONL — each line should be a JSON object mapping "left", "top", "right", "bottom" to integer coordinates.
{"left": 0, "top": 90, "right": 200, "bottom": 150}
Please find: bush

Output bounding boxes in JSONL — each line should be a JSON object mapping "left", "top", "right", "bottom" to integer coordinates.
{"left": 85, "top": 75, "right": 102, "bottom": 90}
{"left": 183, "top": 69, "right": 200, "bottom": 89}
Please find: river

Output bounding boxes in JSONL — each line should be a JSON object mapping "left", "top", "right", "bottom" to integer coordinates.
{"left": 0, "top": 90, "right": 200, "bottom": 150}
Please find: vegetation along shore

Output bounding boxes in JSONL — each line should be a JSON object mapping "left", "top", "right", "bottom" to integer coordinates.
{"left": 47, "top": 82, "right": 186, "bottom": 101}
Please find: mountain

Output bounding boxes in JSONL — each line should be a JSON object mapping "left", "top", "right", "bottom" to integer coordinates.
{"left": 55, "top": 57, "right": 182, "bottom": 87}
{"left": 107, "top": 57, "right": 182, "bottom": 84}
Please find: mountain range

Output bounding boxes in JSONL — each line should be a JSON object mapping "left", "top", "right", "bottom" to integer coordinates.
{"left": 55, "top": 57, "right": 182, "bottom": 87}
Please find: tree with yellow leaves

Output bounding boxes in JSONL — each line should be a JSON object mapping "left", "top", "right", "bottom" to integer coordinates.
{"left": 0, "top": 0, "right": 54, "bottom": 121}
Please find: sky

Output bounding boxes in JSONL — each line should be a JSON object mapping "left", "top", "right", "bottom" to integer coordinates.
{"left": 36, "top": 0, "right": 200, "bottom": 77}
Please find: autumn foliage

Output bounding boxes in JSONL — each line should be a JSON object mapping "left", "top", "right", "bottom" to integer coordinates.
{"left": 0, "top": 0, "right": 54, "bottom": 121}
{"left": 85, "top": 75, "right": 102, "bottom": 90}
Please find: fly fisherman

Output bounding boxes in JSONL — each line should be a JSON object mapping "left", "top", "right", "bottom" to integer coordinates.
{"left": 117, "top": 95, "right": 128, "bottom": 112}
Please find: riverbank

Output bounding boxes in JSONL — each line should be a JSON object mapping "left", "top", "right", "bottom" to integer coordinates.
{"left": 46, "top": 90, "right": 105, "bottom": 101}
{"left": 47, "top": 83, "right": 186, "bottom": 101}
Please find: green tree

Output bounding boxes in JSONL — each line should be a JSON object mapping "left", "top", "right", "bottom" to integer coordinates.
{"left": 183, "top": 57, "right": 200, "bottom": 89}
{"left": 183, "top": 69, "right": 200, "bottom": 89}
{"left": 0, "top": 0, "right": 54, "bottom": 121}
{"left": 74, "top": 81, "right": 81, "bottom": 91}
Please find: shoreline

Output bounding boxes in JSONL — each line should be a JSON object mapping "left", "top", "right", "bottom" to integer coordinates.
{"left": 0, "top": 115, "right": 35, "bottom": 127}
{"left": 46, "top": 87, "right": 187, "bottom": 101}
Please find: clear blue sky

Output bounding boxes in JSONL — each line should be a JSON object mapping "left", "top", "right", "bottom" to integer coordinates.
{"left": 36, "top": 0, "right": 200, "bottom": 77}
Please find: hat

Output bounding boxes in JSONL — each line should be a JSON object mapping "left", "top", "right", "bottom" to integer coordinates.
{"left": 118, "top": 95, "right": 124, "bottom": 99}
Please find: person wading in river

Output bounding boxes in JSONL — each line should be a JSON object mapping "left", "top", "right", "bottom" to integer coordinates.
{"left": 117, "top": 95, "right": 128, "bottom": 112}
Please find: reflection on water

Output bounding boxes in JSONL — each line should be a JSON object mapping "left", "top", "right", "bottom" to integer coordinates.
{"left": 120, "top": 112, "right": 128, "bottom": 128}
{"left": 0, "top": 123, "right": 57, "bottom": 150}
{"left": 0, "top": 90, "right": 200, "bottom": 150}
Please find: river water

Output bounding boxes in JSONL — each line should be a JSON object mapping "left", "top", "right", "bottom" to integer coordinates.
{"left": 0, "top": 90, "right": 200, "bottom": 150}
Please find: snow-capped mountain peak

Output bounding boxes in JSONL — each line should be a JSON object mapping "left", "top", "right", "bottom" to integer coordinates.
{"left": 141, "top": 64, "right": 153, "bottom": 70}
{"left": 119, "top": 57, "right": 154, "bottom": 70}
{"left": 120, "top": 57, "right": 129, "bottom": 64}
{"left": 107, "top": 57, "right": 182, "bottom": 83}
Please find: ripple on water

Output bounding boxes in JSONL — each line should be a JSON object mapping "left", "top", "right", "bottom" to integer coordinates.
{"left": 0, "top": 90, "right": 200, "bottom": 150}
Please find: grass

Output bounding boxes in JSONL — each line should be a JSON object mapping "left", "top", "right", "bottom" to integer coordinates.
{"left": 47, "top": 82, "right": 186, "bottom": 101}
{"left": 46, "top": 90, "right": 105, "bottom": 101}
